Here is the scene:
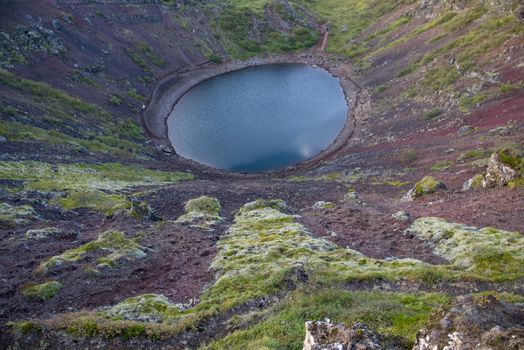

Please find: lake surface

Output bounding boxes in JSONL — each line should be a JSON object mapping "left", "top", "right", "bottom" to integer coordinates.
{"left": 167, "top": 64, "right": 348, "bottom": 172}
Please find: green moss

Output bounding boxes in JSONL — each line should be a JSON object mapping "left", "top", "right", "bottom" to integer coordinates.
{"left": 0, "top": 202, "right": 38, "bottom": 226}
{"left": 176, "top": 196, "right": 222, "bottom": 230}
{"left": 422, "top": 108, "right": 442, "bottom": 120}
{"left": 430, "top": 160, "right": 453, "bottom": 171}
{"left": 25, "top": 227, "right": 63, "bottom": 240}
{"left": 469, "top": 174, "right": 485, "bottom": 190}
{"left": 496, "top": 147, "right": 522, "bottom": 170}
{"left": 207, "top": 290, "right": 450, "bottom": 349}
{"left": 7, "top": 321, "right": 42, "bottom": 335}
{"left": 0, "top": 161, "right": 193, "bottom": 193}
{"left": 109, "top": 95, "right": 123, "bottom": 105}
{"left": 37, "top": 230, "right": 147, "bottom": 273}
{"left": 413, "top": 176, "right": 445, "bottom": 197}
{"left": 401, "top": 149, "right": 418, "bottom": 164}
{"left": 51, "top": 190, "right": 129, "bottom": 215}
{"left": 408, "top": 217, "right": 524, "bottom": 281}
{"left": 106, "top": 294, "right": 181, "bottom": 323}
{"left": 22, "top": 281, "right": 63, "bottom": 301}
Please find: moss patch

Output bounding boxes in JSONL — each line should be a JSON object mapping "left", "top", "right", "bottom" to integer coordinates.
{"left": 0, "top": 202, "right": 39, "bottom": 226}
{"left": 408, "top": 217, "right": 524, "bottom": 281}
{"left": 207, "top": 290, "right": 450, "bottom": 349}
{"left": 22, "top": 281, "right": 63, "bottom": 301}
{"left": 176, "top": 196, "right": 222, "bottom": 230}
{"left": 106, "top": 294, "right": 182, "bottom": 323}
{"left": 37, "top": 230, "right": 147, "bottom": 273}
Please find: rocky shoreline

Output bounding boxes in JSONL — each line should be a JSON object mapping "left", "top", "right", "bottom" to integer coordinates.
{"left": 141, "top": 51, "right": 360, "bottom": 177}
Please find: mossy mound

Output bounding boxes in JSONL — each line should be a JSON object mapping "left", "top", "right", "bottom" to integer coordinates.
{"left": 37, "top": 230, "right": 148, "bottom": 273}
{"left": 25, "top": 227, "right": 63, "bottom": 240}
{"left": 22, "top": 281, "right": 62, "bottom": 301}
{"left": 407, "top": 217, "right": 524, "bottom": 281}
{"left": 105, "top": 294, "right": 182, "bottom": 323}
{"left": 462, "top": 173, "right": 485, "bottom": 191}
{"left": 176, "top": 196, "right": 222, "bottom": 230}
{"left": 0, "top": 202, "right": 39, "bottom": 226}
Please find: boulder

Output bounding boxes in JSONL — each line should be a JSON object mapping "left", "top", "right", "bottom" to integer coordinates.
{"left": 457, "top": 125, "right": 475, "bottom": 136}
{"left": 303, "top": 320, "right": 384, "bottom": 350}
{"left": 401, "top": 176, "right": 447, "bottom": 202}
{"left": 461, "top": 174, "right": 484, "bottom": 191}
{"left": 483, "top": 147, "right": 520, "bottom": 187}
{"left": 413, "top": 295, "right": 524, "bottom": 350}
{"left": 392, "top": 211, "right": 410, "bottom": 222}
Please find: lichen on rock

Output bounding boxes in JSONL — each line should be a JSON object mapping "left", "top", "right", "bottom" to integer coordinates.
{"left": 176, "top": 196, "right": 222, "bottom": 230}
{"left": 25, "top": 227, "right": 63, "bottom": 240}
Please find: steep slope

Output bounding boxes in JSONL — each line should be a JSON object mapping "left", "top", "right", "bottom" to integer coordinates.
{"left": 0, "top": 0, "right": 523, "bottom": 349}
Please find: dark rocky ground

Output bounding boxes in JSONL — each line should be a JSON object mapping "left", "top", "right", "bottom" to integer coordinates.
{"left": 0, "top": 0, "right": 523, "bottom": 349}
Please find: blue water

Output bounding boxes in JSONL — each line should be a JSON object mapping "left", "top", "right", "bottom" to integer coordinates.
{"left": 167, "top": 64, "right": 348, "bottom": 172}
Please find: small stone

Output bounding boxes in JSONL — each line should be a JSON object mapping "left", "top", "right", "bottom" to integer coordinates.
{"left": 0, "top": 136, "right": 7, "bottom": 143}
{"left": 462, "top": 174, "right": 484, "bottom": 191}
{"left": 392, "top": 211, "right": 410, "bottom": 222}
{"left": 444, "top": 148, "right": 455, "bottom": 154}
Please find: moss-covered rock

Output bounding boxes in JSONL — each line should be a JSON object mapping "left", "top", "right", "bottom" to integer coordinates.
{"left": 129, "top": 199, "right": 159, "bottom": 221}
{"left": 462, "top": 174, "right": 484, "bottom": 191}
{"left": 37, "top": 230, "right": 147, "bottom": 273}
{"left": 21, "top": 281, "right": 62, "bottom": 301}
{"left": 0, "top": 202, "right": 39, "bottom": 226}
{"left": 176, "top": 196, "right": 222, "bottom": 230}
{"left": 407, "top": 217, "right": 524, "bottom": 281}
{"left": 401, "top": 176, "right": 447, "bottom": 202}
{"left": 25, "top": 227, "right": 63, "bottom": 240}
{"left": 105, "top": 294, "right": 182, "bottom": 323}
{"left": 312, "top": 201, "right": 335, "bottom": 210}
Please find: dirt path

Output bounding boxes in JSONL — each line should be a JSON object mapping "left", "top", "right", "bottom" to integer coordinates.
{"left": 319, "top": 25, "right": 329, "bottom": 51}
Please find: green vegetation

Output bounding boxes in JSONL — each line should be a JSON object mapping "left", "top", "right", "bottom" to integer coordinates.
{"left": 430, "top": 160, "right": 453, "bottom": 171}
{"left": 12, "top": 199, "right": 524, "bottom": 342}
{"left": 0, "top": 70, "right": 148, "bottom": 159}
{"left": 413, "top": 176, "right": 445, "bottom": 197}
{"left": 176, "top": 196, "right": 222, "bottom": 230}
{"left": 207, "top": 53, "right": 222, "bottom": 64}
{"left": 401, "top": 149, "right": 418, "bottom": 164}
{"left": 37, "top": 230, "right": 147, "bottom": 273}
{"left": 213, "top": 3, "right": 318, "bottom": 59}
{"left": 208, "top": 290, "right": 449, "bottom": 349}
{"left": 0, "top": 161, "right": 192, "bottom": 213}
{"left": 22, "top": 281, "right": 63, "bottom": 301}
{"left": 0, "top": 202, "right": 38, "bottom": 226}
{"left": 408, "top": 217, "right": 524, "bottom": 281}
{"left": 422, "top": 108, "right": 442, "bottom": 120}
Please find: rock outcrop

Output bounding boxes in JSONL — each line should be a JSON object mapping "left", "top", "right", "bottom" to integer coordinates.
{"left": 413, "top": 295, "right": 524, "bottom": 350}
{"left": 463, "top": 147, "right": 522, "bottom": 190}
{"left": 483, "top": 148, "right": 519, "bottom": 187}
